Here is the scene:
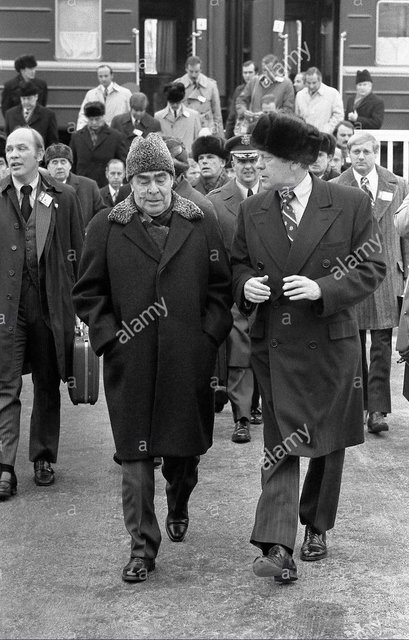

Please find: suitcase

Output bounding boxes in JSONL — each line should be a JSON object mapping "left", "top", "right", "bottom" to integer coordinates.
{"left": 68, "top": 321, "right": 100, "bottom": 405}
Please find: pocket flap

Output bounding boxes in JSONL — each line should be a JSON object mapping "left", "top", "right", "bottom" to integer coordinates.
{"left": 328, "top": 320, "right": 358, "bottom": 340}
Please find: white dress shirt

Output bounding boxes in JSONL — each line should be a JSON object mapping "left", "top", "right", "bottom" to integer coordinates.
{"left": 353, "top": 166, "right": 379, "bottom": 200}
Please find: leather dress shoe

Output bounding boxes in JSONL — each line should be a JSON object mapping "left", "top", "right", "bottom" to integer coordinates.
{"left": 122, "top": 557, "right": 155, "bottom": 582}
{"left": 165, "top": 516, "right": 189, "bottom": 542}
{"left": 231, "top": 418, "right": 251, "bottom": 443}
{"left": 253, "top": 544, "right": 298, "bottom": 583}
{"left": 367, "top": 411, "right": 389, "bottom": 433}
{"left": 0, "top": 471, "right": 17, "bottom": 501}
{"left": 34, "top": 460, "right": 55, "bottom": 486}
{"left": 250, "top": 407, "right": 263, "bottom": 425}
{"left": 300, "top": 525, "right": 327, "bottom": 561}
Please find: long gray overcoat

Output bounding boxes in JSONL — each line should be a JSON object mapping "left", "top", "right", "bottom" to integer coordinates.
{"left": 231, "top": 175, "right": 386, "bottom": 458}
{"left": 73, "top": 192, "right": 233, "bottom": 460}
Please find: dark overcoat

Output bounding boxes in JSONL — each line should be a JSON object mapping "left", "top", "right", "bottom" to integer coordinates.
{"left": 1, "top": 75, "right": 48, "bottom": 116}
{"left": 110, "top": 112, "right": 161, "bottom": 152}
{"left": 345, "top": 93, "right": 385, "bottom": 129}
{"left": 231, "top": 175, "right": 386, "bottom": 458}
{"left": 70, "top": 125, "right": 128, "bottom": 188}
{"left": 0, "top": 174, "right": 84, "bottom": 383}
{"left": 332, "top": 166, "right": 409, "bottom": 329}
{"left": 66, "top": 172, "right": 106, "bottom": 227}
{"left": 72, "top": 192, "right": 233, "bottom": 460}
{"left": 5, "top": 104, "right": 58, "bottom": 149}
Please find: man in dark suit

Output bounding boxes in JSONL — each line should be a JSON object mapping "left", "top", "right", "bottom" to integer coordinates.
{"left": 45, "top": 143, "right": 106, "bottom": 228}
{"left": 70, "top": 101, "right": 127, "bottom": 188}
{"left": 309, "top": 133, "right": 340, "bottom": 181}
{"left": 0, "top": 127, "right": 84, "bottom": 500}
{"left": 100, "top": 159, "right": 126, "bottom": 208}
{"left": 231, "top": 113, "right": 385, "bottom": 583}
{"left": 1, "top": 54, "right": 48, "bottom": 117}
{"left": 5, "top": 82, "right": 58, "bottom": 149}
{"left": 209, "top": 134, "right": 262, "bottom": 443}
{"left": 345, "top": 70, "right": 384, "bottom": 130}
{"left": 332, "top": 132, "right": 409, "bottom": 433}
{"left": 110, "top": 92, "right": 161, "bottom": 152}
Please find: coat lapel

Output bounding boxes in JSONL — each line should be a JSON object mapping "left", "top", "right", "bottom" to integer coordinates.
{"left": 37, "top": 179, "right": 60, "bottom": 260}
{"left": 221, "top": 181, "right": 243, "bottom": 217}
{"left": 250, "top": 190, "right": 291, "bottom": 271}
{"left": 158, "top": 213, "right": 193, "bottom": 270}
{"left": 374, "top": 166, "right": 398, "bottom": 222}
{"left": 94, "top": 127, "right": 110, "bottom": 150}
{"left": 122, "top": 214, "right": 162, "bottom": 263}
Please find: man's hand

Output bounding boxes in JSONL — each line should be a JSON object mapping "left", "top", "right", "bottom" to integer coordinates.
{"left": 348, "top": 110, "right": 358, "bottom": 123}
{"left": 244, "top": 275, "right": 271, "bottom": 303}
{"left": 399, "top": 347, "right": 409, "bottom": 364}
{"left": 282, "top": 275, "right": 322, "bottom": 301}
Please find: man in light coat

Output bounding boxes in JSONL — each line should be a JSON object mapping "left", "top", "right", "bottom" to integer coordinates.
{"left": 331, "top": 132, "right": 409, "bottom": 433}
{"left": 73, "top": 133, "right": 232, "bottom": 583}
{"left": 155, "top": 82, "right": 201, "bottom": 154}
{"left": 295, "top": 67, "right": 344, "bottom": 133}
{"left": 76, "top": 65, "right": 132, "bottom": 129}
{"left": 231, "top": 113, "right": 385, "bottom": 583}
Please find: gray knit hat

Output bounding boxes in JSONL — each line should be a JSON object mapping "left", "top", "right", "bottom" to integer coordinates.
{"left": 126, "top": 133, "right": 175, "bottom": 180}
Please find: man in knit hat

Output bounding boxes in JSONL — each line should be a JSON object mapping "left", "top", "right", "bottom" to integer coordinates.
{"left": 191, "top": 135, "right": 230, "bottom": 195}
{"left": 73, "top": 133, "right": 232, "bottom": 583}
{"left": 345, "top": 70, "right": 384, "bottom": 130}
{"left": 155, "top": 83, "right": 201, "bottom": 154}
{"left": 44, "top": 143, "right": 105, "bottom": 227}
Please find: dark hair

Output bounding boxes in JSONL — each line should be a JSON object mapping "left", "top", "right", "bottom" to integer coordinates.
{"left": 320, "top": 133, "right": 336, "bottom": 156}
{"left": 97, "top": 64, "right": 113, "bottom": 75}
{"left": 15, "top": 55, "right": 37, "bottom": 73}
{"left": 243, "top": 60, "right": 255, "bottom": 68}
{"left": 334, "top": 120, "right": 354, "bottom": 136}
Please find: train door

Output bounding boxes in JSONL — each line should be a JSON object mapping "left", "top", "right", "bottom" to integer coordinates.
{"left": 139, "top": 0, "right": 193, "bottom": 114}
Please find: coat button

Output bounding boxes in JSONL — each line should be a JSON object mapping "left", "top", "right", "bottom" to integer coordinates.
{"left": 273, "top": 302, "right": 280, "bottom": 309}
{"left": 14, "top": 223, "right": 20, "bottom": 230}
{"left": 270, "top": 339, "right": 278, "bottom": 348}
{"left": 257, "top": 261, "right": 264, "bottom": 270}
{"left": 322, "top": 259, "right": 331, "bottom": 268}
{"left": 7, "top": 294, "right": 12, "bottom": 299}
{"left": 308, "top": 341, "right": 318, "bottom": 349}
{"left": 11, "top": 245, "right": 17, "bottom": 251}
{"left": 8, "top": 270, "right": 15, "bottom": 277}
{"left": 8, "top": 326, "right": 13, "bottom": 332}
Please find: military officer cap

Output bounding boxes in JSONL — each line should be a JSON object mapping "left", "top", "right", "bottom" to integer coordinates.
{"left": 225, "top": 134, "right": 259, "bottom": 160}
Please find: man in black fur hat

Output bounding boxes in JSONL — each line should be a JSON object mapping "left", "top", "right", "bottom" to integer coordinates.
{"left": 1, "top": 54, "right": 48, "bottom": 117}
{"left": 191, "top": 135, "right": 230, "bottom": 195}
{"left": 231, "top": 112, "right": 386, "bottom": 583}
{"left": 155, "top": 82, "right": 201, "bottom": 154}
{"left": 345, "top": 69, "right": 384, "bottom": 130}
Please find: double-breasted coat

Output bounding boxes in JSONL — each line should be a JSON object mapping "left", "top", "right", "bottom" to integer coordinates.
{"left": 72, "top": 192, "right": 233, "bottom": 460}
{"left": 0, "top": 174, "right": 84, "bottom": 383}
{"left": 1, "top": 75, "right": 48, "bottom": 117}
{"left": 231, "top": 175, "right": 386, "bottom": 458}
{"left": 332, "top": 166, "right": 409, "bottom": 329}
{"left": 70, "top": 124, "right": 128, "bottom": 188}
{"left": 5, "top": 104, "right": 58, "bottom": 149}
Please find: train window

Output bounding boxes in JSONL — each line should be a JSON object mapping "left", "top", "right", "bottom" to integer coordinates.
{"left": 143, "top": 19, "right": 176, "bottom": 75}
{"left": 55, "top": 0, "right": 101, "bottom": 60}
{"left": 377, "top": 1, "right": 409, "bottom": 64}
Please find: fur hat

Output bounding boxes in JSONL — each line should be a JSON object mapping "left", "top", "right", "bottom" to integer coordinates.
{"left": 126, "top": 133, "right": 175, "bottom": 180}
{"left": 44, "top": 143, "right": 73, "bottom": 166}
{"left": 84, "top": 101, "right": 105, "bottom": 117}
{"left": 251, "top": 112, "right": 322, "bottom": 166}
{"left": 162, "top": 137, "right": 189, "bottom": 176}
{"left": 319, "top": 133, "right": 336, "bottom": 156}
{"left": 20, "top": 81, "right": 38, "bottom": 97}
{"left": 15, "top": 55, "right": 37, "bottom": 72}
{"left": 164, "top": 82, "right": 185, "bottom": 103}
{"left": 356, "top": 69, "right": 372, "bottom": 84}
{"left": 191, "top": 135, "right": 227, "bottom": 162}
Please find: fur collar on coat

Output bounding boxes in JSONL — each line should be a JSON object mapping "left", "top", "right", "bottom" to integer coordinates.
{"left": 108, "top": 190, "right": 204, "bottom": 225}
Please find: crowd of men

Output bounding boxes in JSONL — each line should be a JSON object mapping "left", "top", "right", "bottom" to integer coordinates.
{"left": 0, "top": 51, "right": 408, "bottom": 589}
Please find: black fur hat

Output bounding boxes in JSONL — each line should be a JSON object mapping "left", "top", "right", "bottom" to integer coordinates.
{"left": 20, "top": 81, "right": 39, "bottom": 97}
{"left": 15, "top": 55, "right": 37, "bottom": 72}
{"left": 164, "top": 82, "right": 185, "bottom": 103}
{"left": 251, "top": 112, "right": 322, "bottom": 166}
{"left": 84, "top": 101, "right": 105, "bottom": 117}
{"left": 319, "top": 133, "right": 336, "bottom": 156}
{"left": 191, "top": 135, "right": 227, "bottom": 162}
{"left": 356, "top": 69, "right": 372, "bottom": 84}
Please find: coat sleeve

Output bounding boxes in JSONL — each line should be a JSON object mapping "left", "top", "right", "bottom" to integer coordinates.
{"left": 210, "top": 81, "right": 223, "bottom": 134}
{"left": 325, "top": 90, "right": 344, "bottom": 133}
{"left": 394, "top": 193, "right": 409, "bottom": 238}
{"left": 230, "top": 202, "right": 258, "bottom": 316}
{"left": 72, "top": 214, "right": 121, "bottom": 355}
{"left": 116, "top": 132, "right": 128, "bottom": 165}
{"left": 201, "top": 213, "right": 233, "bottom": 345}
{"left": 357, "top": 96, "right": 385, "bottom": 129}
{"left": 281, "top": 81, "right": 295, "bottom": 113}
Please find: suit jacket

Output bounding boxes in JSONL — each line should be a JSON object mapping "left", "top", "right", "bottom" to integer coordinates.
{"left": 100, "top": 184, "right": 116, "bottom": 208}
{"left": 5, "top": 104, "right": 58, "bottom": 149}
{"left": 231, "top": 175, "right": 386, "bottom": 457}
{"left": 345, "top": 92, "right": 384, "bottom": 130}
{"left": 70, "top": 124, "right": 128, "bottom": 188}
{"left": 332, "top": 166, "right": 409, "bottom": 328}
{"left": 1, "top": 75, "right": 48, "bottom": 117}
{"left": 110, "top": 112, "right": 161, "bottom": 152}
{"left": 66, "top": 172, "right": 106, "bottom": 227}
{"left": 0, "top": 173, "right": 84, "bottom": 382}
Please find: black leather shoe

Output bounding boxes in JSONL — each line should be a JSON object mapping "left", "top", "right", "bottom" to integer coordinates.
{"left": 34, "top": 460, "right": 55, "bottom": 486}
{"left": 165, "top": 516, "right": 189, "bottom": 542}
{"left": 122, "top": 557, "right": 155, "bottom": 582}
{"left": 300, "top": 526, "right": 327, "bottom": 561}
{"left": 0, "top": 471, "right": 17, "bottom": 501}
{"left": 250, "top": 407, "right": 263, "bottom": 425}
{"left": 253, "top": 544, "right": 298, "bottom": 583}
{"left": 367, "top": 411, "right": 389, "bottom": 433}
{"left": 231, "top": 418, "right": 251, "bottom": 443}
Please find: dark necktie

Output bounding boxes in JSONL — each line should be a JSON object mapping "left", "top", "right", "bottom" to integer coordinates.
{"left": 247, "top": 189, "right": 253, "bottom": 197}
{"left": 279, "top": 189, "right": 297, "bottom": 242}
{"left": 173, "top": 109, "right": 178, "bottom": 120}
{"left": 360, "top": 176, "right": 375, "bottom": 207}
{"left": 21, "top": 185, "right": 33, "bottom": 222}
{"left": 104, "top": 87, "right": 108, "bottom": 101}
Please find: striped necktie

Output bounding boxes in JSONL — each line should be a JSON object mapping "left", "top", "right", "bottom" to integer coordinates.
{"left": 279, "top": 189, "right": 297, "bottom": 242}
{"left": 360, "top": 176, "right": 375, "bottom": 207}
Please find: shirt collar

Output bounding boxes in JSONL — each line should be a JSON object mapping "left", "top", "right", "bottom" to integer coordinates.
{"left": 235, "top": 179, "right": 260, "bottom": 199}
{"left": 353, "top": 165, "right": 378, "bottom": 191}
{"left": 12, "top": 173, "right": 40, "bottom": 199}
{"left": 292, "top": 172, "right": 313, "bottom": 205}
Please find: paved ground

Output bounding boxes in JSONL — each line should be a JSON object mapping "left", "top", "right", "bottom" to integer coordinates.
{"left": 1, "top": 338, "right": 408, "bottom": 640}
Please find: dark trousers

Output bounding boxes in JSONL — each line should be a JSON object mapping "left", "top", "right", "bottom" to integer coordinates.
{"left": 0, "top": 280, "right": 61, "bottom": 468}
{"left": 228, "top": 367, "right": 253, "bottom": 422}
{"left": 121, "top": 455, "right": 200, "bottom": 559}
{"left": 360, "top": 328, "right": 392, "bottom": 414}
